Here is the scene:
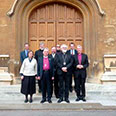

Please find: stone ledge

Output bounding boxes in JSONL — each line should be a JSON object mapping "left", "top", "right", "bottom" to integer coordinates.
{"left": 0, "top": 79, "right": 13, "bottom": 81}
{"left": 0, "top": 55, "right": 9, "bottom": 58}
{"left": 104, "top": 55, "right": 116, "bottom": 57}
{"left": 101, "top": 72, "right": 116, "bottom": 84}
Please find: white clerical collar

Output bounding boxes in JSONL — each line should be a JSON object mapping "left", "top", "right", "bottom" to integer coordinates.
{"left": 44, "top": 56, "right": 48, "bottom": 58}
{"left": 52, "top": 54, "right": 55, "bottom": 58}
{"left": 52, "top": 53, "right": 55, "bottom": 55}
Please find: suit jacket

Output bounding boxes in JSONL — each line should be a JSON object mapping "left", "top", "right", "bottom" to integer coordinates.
{"left": 50, "top": 53, "right": 58, "bottom": 73}
{"left": 73, "top": 53, "right": 89, "bottom": 78}
{"left": 56, "top": 51, "right": 73, "bottom": 75}
{"left": 67, "top": 49, "right": 78, "bottom": 56}
{"left": 35, "top": 49, "right": 43, "bottom": 62}
{"left": 67, "top": 49, "right": 78, "bottom": 72}
{"left": 37, "top": 55, "right": 54, "bottom": 79}
{"left": 20, "top": 50, "right": 28, "bottom": 63}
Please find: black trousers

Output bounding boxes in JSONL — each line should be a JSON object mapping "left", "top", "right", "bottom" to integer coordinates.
{"left": 75, "top": 74, "right": 86, "bottom": 98}
{"left": 41, "top": 70, "right": 51, "bottom": 100}
{"left": 38, "top": 80, "right": 41, "bottom": 91}
{"left": 69, "top": 73, "right": 72, "bottom": 90}
{"left": 69, "top": 70, "right": 75, "bottom": 91}
{"left": 51, "top": 73, "right": 59, "bottom": 98}
{"left": 58, "top": 72, "right": 70, "bottom": 100}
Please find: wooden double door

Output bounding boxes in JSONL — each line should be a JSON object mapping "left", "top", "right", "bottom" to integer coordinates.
{"left": 29, "top": 3, "right": 83, "bottom": 52}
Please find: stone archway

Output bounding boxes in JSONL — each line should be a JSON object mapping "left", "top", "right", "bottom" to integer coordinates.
{"left": 12, "top": 0, "right": 101, "bottom": 81}
{"left": 29, "top": 2, "right": 84, "bottom": 53}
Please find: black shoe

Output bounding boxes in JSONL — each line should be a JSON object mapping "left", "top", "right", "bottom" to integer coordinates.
{"left": 69, "top": 88, "right": 73, "bottom": 93}
{"left": 55, "top": 95, "right": 59, "bottom": 99}
{"left": 82, "top": 98, "right": 86, "bottom": 102}
{"left": 29, "top": 99, "right": 33, "bottom": 103}
{"left": 76, "top": 97, "right": 80, "bottom": 102}
{"left": 24, "top": 99, "right": 28, "bottom": 103}
{"left": 39, "top": 89, "right": 41, "bottom": 93}
{"left": 48, "top": 99, "right": 52, "bottom": 103}
{"left": 57, "top": 99, "right": 63, "bottom": 103}
{"left": 65, "top": 99, "right": 70, "bottom": 103}
{"left": 40, "top": 99, "right": 46, "bottom": 103}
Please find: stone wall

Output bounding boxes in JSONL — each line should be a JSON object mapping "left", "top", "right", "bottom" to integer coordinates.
{"left": 0, "top": 0, "right": 116, "bottom": 83}
{"left": 95, "top": 0, "right": 116, "bottom": 82}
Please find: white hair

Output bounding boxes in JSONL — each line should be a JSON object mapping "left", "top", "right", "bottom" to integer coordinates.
{"left": 56, "top": 44, "right": 60, "bottom": 47}
{"left": 77, "top": 45, "right": 82, "bottom": 49}
{"left": 52, "top": 47, "right": 56, "bottom": 50}
{"left": 40, "top": 42, "right": 44, "bottom": 45}
{"left": 60, "top": 44, "right": 68, "bottom": 49}
{"left": 43, "top": 48, "right": 49, "bottom": 52}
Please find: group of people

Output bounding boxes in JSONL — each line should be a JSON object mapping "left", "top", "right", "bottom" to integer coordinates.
{"left": 20, "top": 42, "right": 89, "bottom": 103}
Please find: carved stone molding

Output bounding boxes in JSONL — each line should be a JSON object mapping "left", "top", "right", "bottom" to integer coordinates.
{"left": 7, "top": 0, "right": 105, "bottom": 17}
{"left": 7, "top": 0, "right": 19, "bottom": 16}
{"left": 94, "top": 0, "right": 105, "bottom": 16}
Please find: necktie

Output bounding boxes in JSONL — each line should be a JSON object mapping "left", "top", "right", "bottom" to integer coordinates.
{"left": 71, "top": 50, "right": 73, "bottom": 55}
{"left": 25, "top": 50, "right": 28, "bottom": 57}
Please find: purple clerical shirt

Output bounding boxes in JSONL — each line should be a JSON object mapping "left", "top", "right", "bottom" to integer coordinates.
{"left": 43, "top": 57, "right": 50, "bottom": 70}
{"left": 78, "top": 54, "right": 82, "bottom": 65}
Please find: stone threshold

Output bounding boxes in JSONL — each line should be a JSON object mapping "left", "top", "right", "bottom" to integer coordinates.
{"left": 0, "top": 103, "right": 116, "bottom": 110}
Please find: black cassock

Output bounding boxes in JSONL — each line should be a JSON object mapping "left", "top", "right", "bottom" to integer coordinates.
{"left": 56, "top": 52, "right": 73, "bottom": 100}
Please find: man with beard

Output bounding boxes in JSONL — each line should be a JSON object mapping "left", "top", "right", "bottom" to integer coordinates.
{"left": 56, "top": 44, "right": 73, "bottom": 103}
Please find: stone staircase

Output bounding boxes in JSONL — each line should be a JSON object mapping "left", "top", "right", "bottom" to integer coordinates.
{"left": 0, "top": 67, "right": 13, "bottom": 85}
{"left": 0, "top": 83, "right": 116, "bottom": 110}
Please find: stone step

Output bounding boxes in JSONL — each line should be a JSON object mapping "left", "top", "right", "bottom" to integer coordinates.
{"left": 0, "top": 67, "right": 8, "bottom": 72}
{"left": 0, "top": 84, "right": 116, "bottom": 97}
{"left": 0, "top": 83, "right": 116, "bottom": 109}
{"left": 0, "top": 72, "right": 13, "bottom": 85}
{"left": 0, "top": 83, "right": 116, "bottom": 91}
{"left": 101, "top": 72, "right": 116, "bottom": 84}
{"left": 1, "top": 103, "right": 116, "bottom": 110}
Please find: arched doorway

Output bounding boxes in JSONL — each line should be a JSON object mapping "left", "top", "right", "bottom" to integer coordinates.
{"left": 29, "top": 3, "right": 83, "bottom": 52}
{"left": 14, "top": 0, "right": 99, "bottom": 81}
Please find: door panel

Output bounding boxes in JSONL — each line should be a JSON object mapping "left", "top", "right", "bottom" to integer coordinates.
{"left": 29, "top": 40, "right": 38, "bottom": 53}
{"left": 29, "top": 3, "right": 83, "bottom": 52}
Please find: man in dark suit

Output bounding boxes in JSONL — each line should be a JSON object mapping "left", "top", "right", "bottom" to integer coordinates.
{"left": 50, "top": 47, "right": 59, "bottom": 98}
{"left": 35, "top": 42, "right": 45, "bottom": 93}
{"left": 20, "top": 43, "right": 29, "bottom": 63}
{"left": 35, "top": 42, "right": 44, "bottom": 62}
{"left": 73, "top": 45, "right": 89, "bottom": 102}
{"left": 37, "top": 48, "right": 54, "bottom": 103}
{"left": 56, "top": 44, "right": 73, "bottom": 103}
{"left": 56, "top": 44, "right": 61, "bottom": 53}
{"left": 67, "top": 43, "right": 78, "bottom": 92}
